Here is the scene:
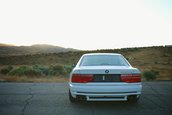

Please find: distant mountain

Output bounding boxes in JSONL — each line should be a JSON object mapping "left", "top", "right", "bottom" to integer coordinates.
{"left": 0, "top": 43, "right": 78, "bottom": 56}
{"left": 0, "top": 43, "right": 15, "bottom": 46}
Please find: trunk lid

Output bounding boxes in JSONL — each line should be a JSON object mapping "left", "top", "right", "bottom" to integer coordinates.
{"left": 76, "top": 66, "right": 135, "bottom": 74}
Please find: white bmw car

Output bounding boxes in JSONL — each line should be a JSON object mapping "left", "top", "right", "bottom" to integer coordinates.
{"left": 69, "top": 53, "right": 142, "bottom": 102}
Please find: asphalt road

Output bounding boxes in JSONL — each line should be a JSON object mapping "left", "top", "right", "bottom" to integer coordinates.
{"left": 0, "top": 82, "right": 172, "bottom": 115}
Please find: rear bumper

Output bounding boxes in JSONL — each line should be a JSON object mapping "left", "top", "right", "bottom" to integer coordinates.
{"left": 69, "top": 82, "right": 142, "bottom": 101}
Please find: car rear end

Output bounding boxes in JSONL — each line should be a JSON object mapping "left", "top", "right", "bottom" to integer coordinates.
{"left": 69, "top": 53, "right": 142, "bottom": 102}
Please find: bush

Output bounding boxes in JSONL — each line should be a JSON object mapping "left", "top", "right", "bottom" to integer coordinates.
{"left": 0, "top": 66, "right": 13, "bottom": 74}
{"left": 9, "top": 66, "right": 41, "bottom": 76}
{"left": 32, "top": 65, "right": 49, "bottom": 76}
{"left": 48, "top": 65, "right": 67, "bottom": 76}
{"left": 64, "top": 65, "right": 72, "bottom": 74}
{"left": 143, "top": 70, "right": 159, "bottom": 81}
{"left": 3, "top": 65, "right": 70, "bottom": 77}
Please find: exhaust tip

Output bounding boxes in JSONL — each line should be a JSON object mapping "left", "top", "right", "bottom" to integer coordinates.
{"left": 76, "top": 95, "right": 87, "bottom": 101}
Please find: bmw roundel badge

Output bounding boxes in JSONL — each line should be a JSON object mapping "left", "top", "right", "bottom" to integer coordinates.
{"left": 105, "top": 70, "right": 109, "bottom": 74}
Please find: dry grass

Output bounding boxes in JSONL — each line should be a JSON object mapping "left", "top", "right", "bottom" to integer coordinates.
{"left": 0, "top": 46, "right": 172, "bottom": 81}
{"left": 0, "top": 75, "right": 68, "bottom": 82}
{"left": 126, "top": 47, "right": 172, "bottom": 80}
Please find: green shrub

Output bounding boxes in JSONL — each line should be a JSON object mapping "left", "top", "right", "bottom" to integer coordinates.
{"left": 5, "top": 65, "right": 70, "bottom": 77}
{"left": 48, "top": 65, "right": 67, "bottom": 76}
{"left": 32, "top": 65, "right": 49, "bottom": 76}
{"left": 64, "top": 65, "right": 72, "bottom": 74}
{"left": 143, "top": 70, "right": 159, "bottom": 81}
{"left": 9, "top": 66, "right": 41, "bottom": 76}
{"left": 0, "top": 66, "right": 13, "bottom": 74}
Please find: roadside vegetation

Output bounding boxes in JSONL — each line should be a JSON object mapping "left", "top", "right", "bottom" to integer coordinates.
{"left": 142, "top": 70, "right": 159, "bottom": 81}
{"left": 0, "top": 65, "right": 72, "bottom": 82}
{"left": 0, "top": 46, "right": 172, "bottom": 82}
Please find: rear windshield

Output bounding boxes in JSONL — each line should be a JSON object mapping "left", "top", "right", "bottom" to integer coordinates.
{"left": 80, "top": 55, "right": 129, "bottom": 66}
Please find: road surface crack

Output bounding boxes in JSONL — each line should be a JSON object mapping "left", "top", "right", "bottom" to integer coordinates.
{"left": 21, "top": 87, "right": 34, "bottom": 115}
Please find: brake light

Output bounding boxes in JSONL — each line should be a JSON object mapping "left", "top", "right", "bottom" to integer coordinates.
{"left": 71, "top": 74, "right": 93, "bottom": 83}
{"left": 121, "top": 74, "right": 141, "bottom": 83}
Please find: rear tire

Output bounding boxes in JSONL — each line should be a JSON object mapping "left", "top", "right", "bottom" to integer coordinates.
{"left": 69, "top": 90, "right": 77, "bottom": 103}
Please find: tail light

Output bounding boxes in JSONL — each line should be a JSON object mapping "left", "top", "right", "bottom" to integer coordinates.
{"left": 121, "top": 74, "right": 141, "bottom": 83}
{"left": 71, "top": 74, "right": 93, "bottom": 83}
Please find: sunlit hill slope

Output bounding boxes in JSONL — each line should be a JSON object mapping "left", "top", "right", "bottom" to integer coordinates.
{"left": 0, "top": 44, "right": 171, "bottom": 80}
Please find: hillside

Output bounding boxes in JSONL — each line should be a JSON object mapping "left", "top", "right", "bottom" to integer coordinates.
{"left": 0, "top": 43, "right": 15, "bottom": 46}
{"left": 0, "top": 46, "right": 172, "bottom": 80}
{"left": 0, "top": 43, "right": 77, "bottom": 56}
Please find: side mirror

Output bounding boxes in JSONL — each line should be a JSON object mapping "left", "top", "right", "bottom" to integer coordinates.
{"left": 72, "top": 64, "right": 76, "bottom": 68}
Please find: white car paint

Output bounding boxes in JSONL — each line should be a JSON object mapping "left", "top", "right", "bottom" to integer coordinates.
{"left": 69, "top": 53, "right": 142, "bottom": 101}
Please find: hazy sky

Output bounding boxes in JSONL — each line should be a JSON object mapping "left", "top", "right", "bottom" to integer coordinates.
{"left": 0, "top": 0, "right": 172, "bottom": 50}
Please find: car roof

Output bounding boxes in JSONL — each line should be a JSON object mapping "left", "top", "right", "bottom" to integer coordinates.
{"left": 83, "top": 53, "right": 121, "bottom": 56}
